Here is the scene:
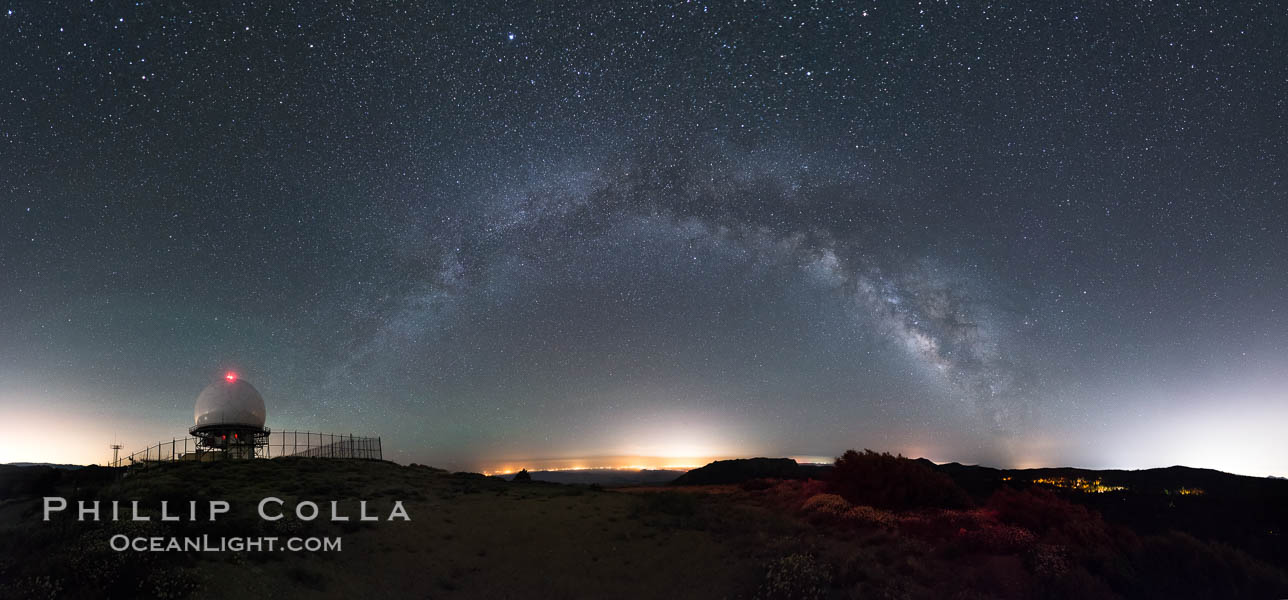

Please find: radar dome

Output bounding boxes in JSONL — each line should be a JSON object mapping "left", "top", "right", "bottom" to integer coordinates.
{"left": 193, "top": 374, "right": 266, "bottom": 429}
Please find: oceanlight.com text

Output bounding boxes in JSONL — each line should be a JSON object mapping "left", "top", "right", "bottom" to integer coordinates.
{"left": 109, "top": 534, "right": 342, "bottom": 552}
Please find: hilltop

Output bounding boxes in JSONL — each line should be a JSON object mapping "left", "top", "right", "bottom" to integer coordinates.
{"left": 0, "top": 459, "right": 757, "bottom": 599}
{"left": 671, "top": 457, "right": 832, "bottom": 485}
{"left": 1, "top": 462, "right": 85, "bottom": 470}
{"left": 2, "top": 453, "right": 1286, "bottom": 599}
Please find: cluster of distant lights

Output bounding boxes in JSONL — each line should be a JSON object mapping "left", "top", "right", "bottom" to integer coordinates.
{"left": 1029, "top": 476, "right": 1127, "bottom": 493}
{"left": 1004, "top": 476, "right": 1205, "bottom": 496}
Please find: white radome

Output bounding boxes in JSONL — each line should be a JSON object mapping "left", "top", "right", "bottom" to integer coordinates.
{"left": 193, "top": 376, "right": 267, "bottom": 429}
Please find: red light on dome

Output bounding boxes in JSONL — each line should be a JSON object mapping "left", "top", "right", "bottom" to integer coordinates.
{"left": 224, "top": 372, "right": 237, "bottom": 382}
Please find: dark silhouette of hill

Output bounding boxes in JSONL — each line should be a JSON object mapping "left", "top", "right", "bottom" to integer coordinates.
{"left": 2, "top": 462, "right": 85, "bottom": 470}
{"left": 930, "top": 461, "right": 1288, "bottom": 568}
{"left": 0, "top": 464, "right": 115, "bottom": 499}
{"left": 933, "top": 461, "right": 1288, "bottom": 497}
{"left": 671, "top": 457, "right": 832, "bottom": 485}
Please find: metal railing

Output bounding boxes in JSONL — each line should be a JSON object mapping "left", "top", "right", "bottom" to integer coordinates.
{"left": 110, "top": 431, "right": 382, "bottom": 468}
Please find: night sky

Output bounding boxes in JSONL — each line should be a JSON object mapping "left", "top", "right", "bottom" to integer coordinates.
{"left": 2, "top": 2, "right": 1285, "bottom": 476}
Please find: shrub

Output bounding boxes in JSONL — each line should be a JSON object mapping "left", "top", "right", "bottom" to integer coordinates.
{"left": 799, "top": 479, "right": 829, "bottom": 498}
{"left": 756, "top": 553, "right": 830, "bottom": 600}
{"left": 510, "top": 469, "right": 532, "bottom": 482}
{"left": 895, "top": 508, "right": 986, "bottom": 540}
{"left": 986, "top": 486, "right": 1110, "bottom": 550}
{"left": 801, "top": 493, "right": 850, "bottom": 517}
{"left": 1128, "top": 531, "right": 1288, "bottom": 599}
{"left": 802, "top": 493, "right": 895, "bottom": 530}
{"left": 844, "top": 504, "right": 896, "bottom": 527}
{"left": 960, "top": 523, "right": 1037, "bottom": 554}
{"left": 1029, "top": 544, "right": 1073, "bottom": 578}
{"left": 829, "top": 449, "right": 970, "bottom": 510}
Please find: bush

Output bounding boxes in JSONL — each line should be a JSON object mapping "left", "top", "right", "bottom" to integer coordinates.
{"left": 829, "top": 449, "right": 970, "bottom": 510}
{"left": 756, "top": 553, "right": 830, "bottom": 600}
{"left": 959, "top": 523, "right": 1037, "bottom": 554}
{"left": 801, "top": 493, "right": 850, "bottom": 517}
{"left": 1029, "top": 544, "right": 1073, "bottom": 578}
{"left": 801, "top": 493, "right": 895, "bottom": 528}
{"left": 1128, "top": 531, "right": 1288, "bottom": 599}
{"left": 510, "top": 469, "right": 531, "bottom": 482}
{"left": 986, "top": 486, "right": 1110, "bottom": 550}
{"left": 895, "top": 508, "right": 990, "bottom": 541}
{"left": 845, "top": 504, "right": 896, "bottom": 527}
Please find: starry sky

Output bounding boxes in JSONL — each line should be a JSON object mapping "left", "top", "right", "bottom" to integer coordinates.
{"left": 2, "top": 1, "right": 1285, "bottom": 476}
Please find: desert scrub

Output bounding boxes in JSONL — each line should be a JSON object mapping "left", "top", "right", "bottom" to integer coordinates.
{"left": 139, "top": 567, "right": 201, "bottom": 600}
{"left": 802, "top": 493, "right": 894, "bottom": 528}
{"left": 844, "top": 504, "right": 895, "bottom": 527}
{"left": 0, "top": 575, "right": 63, "bottom": 600}
{"left": 756, "top": 553, "right": 830, "bottom": 600}
{"left": 801, "top": 493, "right": 849, "bottom": 517}
{"left": 1028, "top": 543, "right": 1073, "bottom": 578}
{"left": 958, "top": 523, "right": 1037, "bottom": 554}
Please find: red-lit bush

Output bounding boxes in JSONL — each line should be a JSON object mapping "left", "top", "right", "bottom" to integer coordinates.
{"left": 959, "top": 523, "right": 1038, "bottom": 554}
{"left": 829, "top": 449, "right": 970, "bottom": 510}
{"left": 986, "top": 486, "right": 1110, "bottom": 550}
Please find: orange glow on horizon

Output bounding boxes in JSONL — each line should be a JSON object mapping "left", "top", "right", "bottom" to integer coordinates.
{"left": 479, "top": 457, "right": 718, "bottom": 476}
{"left": 476, "top": 452, "right": 846, "bottom": 476}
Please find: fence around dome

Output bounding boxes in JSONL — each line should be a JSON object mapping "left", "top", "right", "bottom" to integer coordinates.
{"left": 110, "top": 431, "right": 382, "bottom": 467}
